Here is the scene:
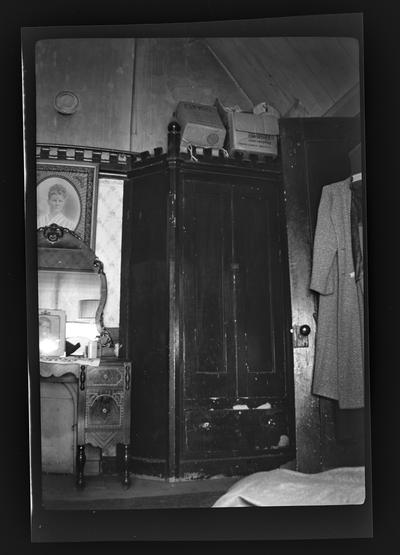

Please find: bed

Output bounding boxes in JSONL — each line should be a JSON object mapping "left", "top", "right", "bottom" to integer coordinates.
{"left": 213, "top": 466, "right": 365, "bottom": 507}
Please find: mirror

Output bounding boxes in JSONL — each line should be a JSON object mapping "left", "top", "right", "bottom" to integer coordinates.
{"left": 37, "top": 224, "right": 113, "bottom": 357}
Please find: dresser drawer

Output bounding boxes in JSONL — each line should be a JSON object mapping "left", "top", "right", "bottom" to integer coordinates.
{"left": 184, "top": 408, "right": 291, "bottom": 456}
{"left": 86, "top": 366, "right": 125, "bottom": 387}
{"left": 76, "top": 361, "right": 132, "bottom": 489}
{"left": 85, "top": 390, "right": 123, "bottom": 428}
{"left": 77, "top": 362, "right": 131, "bottom": 445}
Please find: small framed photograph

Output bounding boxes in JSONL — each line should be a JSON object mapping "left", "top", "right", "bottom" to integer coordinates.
{"left": 38, "top": 309, "right": 66, "bottom": 357}
{"left": 36, "top": 160, "right": 99, "bottom": 248}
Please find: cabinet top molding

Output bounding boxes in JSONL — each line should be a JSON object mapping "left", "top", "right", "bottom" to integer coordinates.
{"left": 126, "top": 122, "right": 282, "bottom": 178}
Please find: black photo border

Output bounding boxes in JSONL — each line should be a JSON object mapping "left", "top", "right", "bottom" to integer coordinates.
{"left": 16, "top": 9, "right": 378, "bottom": 546}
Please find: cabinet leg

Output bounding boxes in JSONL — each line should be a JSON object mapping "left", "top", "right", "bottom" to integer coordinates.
{"left": 76, "top": 444, "right": 86, "bottom": 490}
{"left": 122, "top": 444, "right": 131, "bottom": 489}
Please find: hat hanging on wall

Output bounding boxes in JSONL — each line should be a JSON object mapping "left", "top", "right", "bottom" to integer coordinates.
{"left": 54, "top": 90, "right": 79, "bottom": 115}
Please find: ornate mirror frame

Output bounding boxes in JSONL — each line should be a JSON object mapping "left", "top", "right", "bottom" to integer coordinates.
{"left": 37, "top": 223, "right": 113, "bottom": 348}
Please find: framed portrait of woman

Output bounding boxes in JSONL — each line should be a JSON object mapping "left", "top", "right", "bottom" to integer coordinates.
{"left": 36, "top": 160, "right": 99, "bottom": 248}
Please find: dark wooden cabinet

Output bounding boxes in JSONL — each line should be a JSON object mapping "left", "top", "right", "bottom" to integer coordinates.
{"left": 120, "top": 123, "right": 296, "bottom": 479}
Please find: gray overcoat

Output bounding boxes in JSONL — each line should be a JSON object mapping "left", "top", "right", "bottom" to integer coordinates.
{"left": 310, "top": 179, "right": 364, "bottom": 409}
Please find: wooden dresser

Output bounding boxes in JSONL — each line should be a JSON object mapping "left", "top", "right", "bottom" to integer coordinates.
{"left": 40, "top": 359, "right": 132, "bottom": 489}
{"left": 76, "top": 359, "right": 132, "bottom": 489}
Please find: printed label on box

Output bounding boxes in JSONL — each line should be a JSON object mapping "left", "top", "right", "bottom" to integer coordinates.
{"left": 234, "top": 131, "right": 278, "bottom": 155}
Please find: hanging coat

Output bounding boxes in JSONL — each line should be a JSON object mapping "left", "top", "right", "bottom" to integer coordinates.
{"left": 310, "top": 178, "right": 364, "bottom": 409}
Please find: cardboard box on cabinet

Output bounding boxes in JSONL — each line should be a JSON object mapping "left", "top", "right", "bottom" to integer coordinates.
{"left": 215, "top": 99, "right": 280, "bottom": 157}
{"left": 174, "top": 101, "right": 226, "bottom": 149}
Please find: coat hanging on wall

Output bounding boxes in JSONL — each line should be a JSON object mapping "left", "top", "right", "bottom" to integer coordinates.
{"left": 310, "top": 178, "right": 364, "bottom": 409}
{"left": 350, "top": 175, "right": 364, "bottom": 288}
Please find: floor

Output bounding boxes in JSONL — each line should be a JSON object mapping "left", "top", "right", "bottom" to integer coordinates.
{"left": 42, "top": 473, "right": 242, "bottom": 510}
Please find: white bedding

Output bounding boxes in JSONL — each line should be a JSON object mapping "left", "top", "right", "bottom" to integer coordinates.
{"left": 213, "top": 466, "right": 365, "bottom": 507}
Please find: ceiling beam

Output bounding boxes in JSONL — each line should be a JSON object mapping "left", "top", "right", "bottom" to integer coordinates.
{"left": 204, "top": 40, "right": 254, "bottom": 108}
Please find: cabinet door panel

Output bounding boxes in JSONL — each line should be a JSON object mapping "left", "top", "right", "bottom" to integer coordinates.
{"left": 234, "top": 186, "right": 286, "bottom": 399}
{"left": 181, "top": 180, "right": 235, "bottom": 399}
{"left": 182, "top": 177, "right": 288, "bottom": 402}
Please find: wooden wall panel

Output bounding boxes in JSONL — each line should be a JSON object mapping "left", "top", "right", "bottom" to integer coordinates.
{"left": 36, "top": 38, "right": 136, "bottom": 150}
{"left": 205, "top": 37, "right": 360, "bottom": 118}
{"left": 206, "top": 37, "right": 294, "bottom": 115}
{"left": 35, "top": 37, "right": 360, "bottom": 152}
{"left": 259, "top": 38, "right": 333, "bottom": 115}
{"left": 130, "top": 38, "right": 253, "bottom": 153}
{"left": 322, "top": 84, "right": 361, "bottom": 117}
{"left": 285, "top": 37, "right": 359, "bottom": 105}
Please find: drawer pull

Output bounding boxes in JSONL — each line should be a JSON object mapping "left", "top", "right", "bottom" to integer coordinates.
{"left": 125, "top": 366, "right": 131, "bottom": 390}
{"left": 79, "top": 365, "right": 86, "bottom": 391}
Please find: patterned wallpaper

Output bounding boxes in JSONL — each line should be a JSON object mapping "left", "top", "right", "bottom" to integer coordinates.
{"left": 95, "top": 177, "right": 124, "bottom": 329}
